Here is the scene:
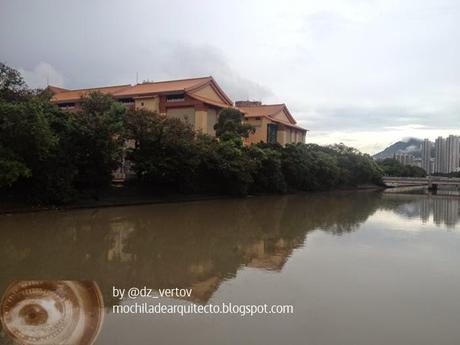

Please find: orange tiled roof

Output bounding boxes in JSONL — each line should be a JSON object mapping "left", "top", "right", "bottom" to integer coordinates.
{"left": 239, "top": 103, "right": 307, "bottom": 132}
{"left": 238, "top": 104, "right": 286, "bottom": 117}
{"left": 46, "top": 86, "right": 69, "bottom": 94}
{"left": 51, "top": 84, "right": 131, "bottom": 102}
{"left": 49, "top": 76, "right": 233, "bottom": 106}
{"left": 188, "top": 93, "right": 232, "bottom": 109}
{"left": 271, "top": 119, "right": 307, "bottom": 131}
{"left": 112, "top": 77, "right": 212, "bottom": 97}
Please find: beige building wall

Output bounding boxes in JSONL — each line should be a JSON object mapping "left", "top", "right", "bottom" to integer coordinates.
{"left": 167, "top": 107, "right": 195, "bottom": 127}
{"left": 272, "top": 109, "right": 291, "bottom": 123}
{"left": 207, "top": 108, "right": 217, "bottom": 136}
{"left": 245, "top": 118, "right": 307, "bottom": 145}
{"left": 194, "top": 110, "right": 208, "bottom": 133}
{"left": 299, "top": 131, "right": 306, "bottom": 143}
{"left": 297, "top": 131, "right": 304, "bottom": 143}
{"left": 134, "top": 96, "right": 159, "bottom": 112}
{"left": 277, "top": 126, "right": 288, "bottom": 145}
{"left": 245, "top": 118, "right": 269, "bottom": 144}
{"left": 192, "top": 85, "right": 225, "bottom": 104}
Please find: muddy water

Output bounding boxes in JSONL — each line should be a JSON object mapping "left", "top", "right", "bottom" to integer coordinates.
{"left": 0, "top": 191, "right": 459, "bottom": 345}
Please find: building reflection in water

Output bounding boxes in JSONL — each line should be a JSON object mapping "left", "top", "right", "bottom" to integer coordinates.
{"left": 382, "top": 194, "right": 460, "bottom": 228}
{"left": 0, "top": 192, "right": 383, "bottom": 308}
{"left": 0, "top": 190, "right": 458, "bottom": 327}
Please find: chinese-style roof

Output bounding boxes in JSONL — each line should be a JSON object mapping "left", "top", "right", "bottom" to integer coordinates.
{"left": 238, "top": 104, "right": 285, "bottom": 118}
{"left": 271, "top": 119, "right": 307, "bottom": 131}
{"left": 113, "top": 77, "right": 208, "bottom": 96}
{"left": 46, "top": 86, "right": 69, "bottom": 94}
{"left": 49, "top": 76, "right": 233, "bottom": 106}
{"left": 188, "top": 93, "right": 231, "bottom": 109}
{"left": 238, "top": 103, "right": 307, "bottom": 132}
{"left": 50, "top": 84, "right": 131, "bottom": 102}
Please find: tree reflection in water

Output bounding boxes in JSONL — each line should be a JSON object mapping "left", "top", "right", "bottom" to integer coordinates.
{"left": 0, "top": 191, "right": 454, "bottom": 309}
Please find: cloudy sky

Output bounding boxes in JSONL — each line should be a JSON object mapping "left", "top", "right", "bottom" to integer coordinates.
{"left": 1, "top": 0, "right": 460, "bottom": 154}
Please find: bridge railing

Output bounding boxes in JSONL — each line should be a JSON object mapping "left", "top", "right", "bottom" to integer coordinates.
{"left": 382, "top": 176, "right": 460, "bottom": 185}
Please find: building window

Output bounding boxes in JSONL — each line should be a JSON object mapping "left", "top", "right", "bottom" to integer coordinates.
{"left": 166, "top": 93, "right": 185, "bottom": 102}
{"left": 58, "top": 102, "right": 75, "bottom": 109}
{"left": 118, "top": 98, "right": 134, "bottom": 105}
{"left": 267, "top": 124, "right": 278, "bottom": 144}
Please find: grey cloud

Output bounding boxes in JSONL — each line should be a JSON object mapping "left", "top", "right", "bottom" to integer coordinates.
{"left": 2, "top": 0, "right": 460, "bottom": 152}
{"left": 19, "top": 62, "right": 65, "bottom": 89}
{"left": 140, "top": 43, "right": 273, "bottom": 101}
{"left": 0, "top": 1, "right": 270, "bottom": 100}
{"left": 294, "top": 105, "right": 460, "bottom": 132}
{"left": 7, "top": 40, "right": 272, "bottom": 102}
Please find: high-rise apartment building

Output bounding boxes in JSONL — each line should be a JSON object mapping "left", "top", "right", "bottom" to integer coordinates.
{"left": 434, "top": 136, "right": 447, "bottom": 173}
{"left": 421, "top": 139, "right": 432, "bottom": 174}
{"left": 394, "top": 153, "right": 415, "bottom": 166}
{"left": 446, "top": 135, "right": 460, "bottom": 173}
{"left": 434, "top": 135, "right": 460, "bottom": 174}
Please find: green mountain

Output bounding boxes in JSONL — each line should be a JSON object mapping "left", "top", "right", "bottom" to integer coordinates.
{"left": 373, "top": 138, "right": 422, "bottom": 160}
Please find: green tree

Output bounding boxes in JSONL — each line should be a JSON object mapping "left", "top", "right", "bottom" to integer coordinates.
{"left": 0, "top": 63, "right": 385, "bottom": 205}
{"left": 70, "top": 92, "right": 126, "bottom": 194}
{"left": 0, "top": 93, "right": 56, "bottom": 187}
{"left": 246, "top": 144, "right": 286, "bottom": 193}
{"left": 378, "top": 158, "right": 426, "bottom": 177}
{"left": 281, "top": 143, "right": 340, "bottom": 191}
{"left": 125, "top": 109, "right": 256, "bottom": 196}
{"left": 125, "top": 109, "right": 200, "bottom": 192}
{"left": 214, "top": 108, "right": 255, "bottom": 144}
{"left": 0, "top": 62, "right": 29, "bottom": 102}
{"left": 327, "top": 144, "right": 383, "bottom": 186}
{"left": 202, "top": 139, "right": 255, "bottom": 195}
{"left": 0, "top": 88, "right": 81, "bottom": 203}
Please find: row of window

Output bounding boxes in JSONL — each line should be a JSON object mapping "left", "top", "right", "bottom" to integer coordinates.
{"left": 58, "top": 93, "right": 186, "bottom": 109}
{"left": 58, "top": 102, "right": 75, "bottom": 109}
{"left": 166, "top": 93, "right": 185, "bottom": 102}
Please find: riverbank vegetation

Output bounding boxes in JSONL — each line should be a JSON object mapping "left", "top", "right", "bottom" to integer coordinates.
{"left": 1, "top": 63, "right": 383, "bottom": 205}
{"left": 377, "top": 158, "right": 427, "bottom": 177}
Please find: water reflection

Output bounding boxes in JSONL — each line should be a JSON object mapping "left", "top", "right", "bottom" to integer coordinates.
{"left": 0, "top": 191, "right": 459, "bottom": 345}
{"left": 0, "top": 192, "right": 383, "bottom": 306}
{"left": 0, "top": 192, "right": 458, "bottom": 307}
{"left": 382, "top": 194, "right": 460, "bottom": 228}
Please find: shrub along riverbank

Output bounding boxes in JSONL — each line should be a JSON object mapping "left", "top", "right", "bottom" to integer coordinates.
{"left": 1, "top": 63, "right": 384, "bottom": 206}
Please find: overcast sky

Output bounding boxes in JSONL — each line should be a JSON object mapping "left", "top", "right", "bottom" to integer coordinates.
{"left": 1, "top": 0, "right": 460, "bottom": 154}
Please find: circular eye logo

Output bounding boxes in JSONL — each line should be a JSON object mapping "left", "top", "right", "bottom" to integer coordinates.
{"left": 0, "top": 281, "right": 104, "bottom": 345}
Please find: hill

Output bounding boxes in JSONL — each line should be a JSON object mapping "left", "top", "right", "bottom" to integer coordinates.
{"left": 373, "top": 138, "right": 422, "bottom": 160}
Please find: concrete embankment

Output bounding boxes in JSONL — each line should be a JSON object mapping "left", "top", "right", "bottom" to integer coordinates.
{"left": 383, "top": 185, "right": 428, "bottom": 193}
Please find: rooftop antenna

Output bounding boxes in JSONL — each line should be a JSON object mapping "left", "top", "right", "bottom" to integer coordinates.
{"left": 46, "top": 72, "right": 49, "bottom": 87}
{"left": 136, "top": 72, "right": 139, "bottom": 84}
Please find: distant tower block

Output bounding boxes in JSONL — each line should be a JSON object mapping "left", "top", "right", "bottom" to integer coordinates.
{"left": 421, "top": 138, "right": 432, "bottom": 174}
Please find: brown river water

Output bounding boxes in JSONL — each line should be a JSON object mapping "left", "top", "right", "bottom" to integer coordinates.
{"left": 0, "top": 191, "right": 459, "bottom": 345}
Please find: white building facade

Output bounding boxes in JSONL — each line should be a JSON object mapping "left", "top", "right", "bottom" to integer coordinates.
{"left": 433, "top": 135, "right": 460, "bottom": 174}
{"left": 421, "top": 139, "right": 432, "bottom": 174}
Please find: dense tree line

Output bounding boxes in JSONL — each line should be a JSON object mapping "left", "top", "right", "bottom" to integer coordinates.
{"left": 0, "top": 63, "right": 383, "bottom": 205}
{"left": 124, "top": 107, "right": 383, "bottom": 195}
{"left": 0, "top": 63, "right": 125, "bottom": 203}
{"left": 377, "top": 158, "right": 427, "bottom": 177}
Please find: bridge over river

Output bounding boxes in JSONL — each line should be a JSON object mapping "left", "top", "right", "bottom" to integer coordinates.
{"left": 383, "top": 176, "right": 460, "bottom": 190}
